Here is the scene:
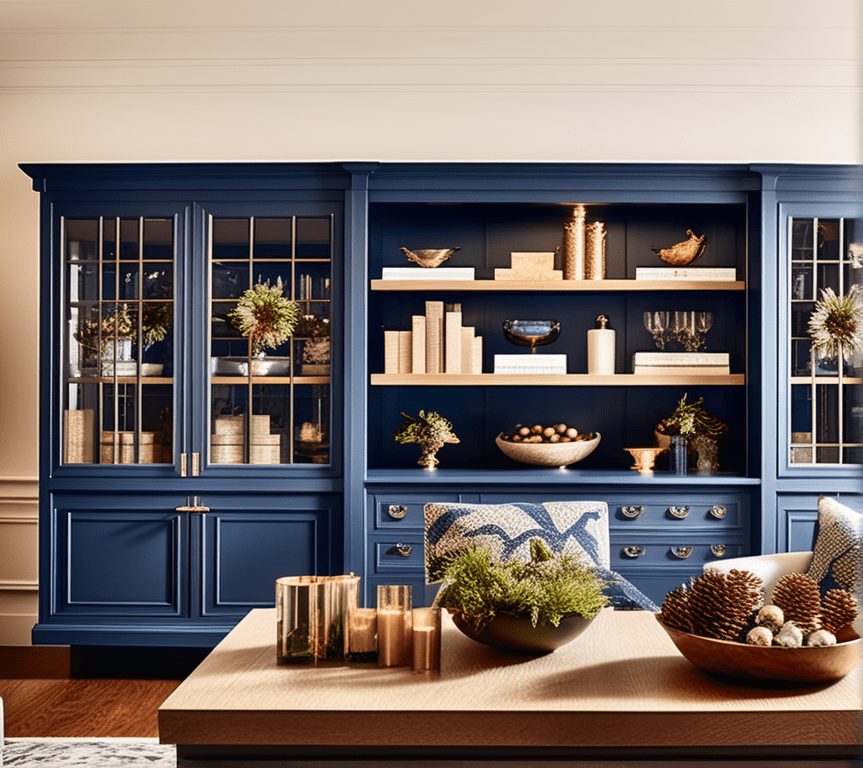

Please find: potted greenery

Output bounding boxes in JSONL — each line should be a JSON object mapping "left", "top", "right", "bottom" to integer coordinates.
{"left": 75, "top": 302, "right": 171, "bottom": 373}
{"left": 229, "top": 277, "right": 301, "bottom": 357}
{"left": 655, "top": 393, "right": 728, "bottom": 474}
{"left": 435, "top": 539, "right": 608, "bottom": 653}
{"left": 393, "top": 409, "right": 459, "bottom": 469}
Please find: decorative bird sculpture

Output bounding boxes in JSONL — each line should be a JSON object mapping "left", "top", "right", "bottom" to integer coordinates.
{"left": 651, "top": 230, "right": 706, "bottom": 266}
{"left": 399, "top": 247, "right": 460, "bottom": 268}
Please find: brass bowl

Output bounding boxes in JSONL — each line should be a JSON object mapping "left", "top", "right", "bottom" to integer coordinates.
{"left": 495, "top": 432, "right": 600, "bottom": 468}
{"left": 657, "top": 614, "right": 861, "bottom": 684}
{"left": 399, "top": 247, "right": 460, "bottom": 268}
{"left": 502, "top": 319, "right": 560, "bottom": 350}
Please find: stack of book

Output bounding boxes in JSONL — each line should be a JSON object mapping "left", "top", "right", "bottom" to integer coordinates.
{"left": 381, "top": 266, "right": 475, "bottom": 280}
{"left": 632, "top": 352, "right": 730, "bottom": 376}
{"left": 635, "top": 267, "right": 736, "bottom": 281}
{"left": 493, "top": 354, "right": 567, "bottom": 375}
{"left": 384, "top": 300, "right": 483, "bottom": 374}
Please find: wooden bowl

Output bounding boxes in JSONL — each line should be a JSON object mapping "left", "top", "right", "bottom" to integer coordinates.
{"left": 657, "top": 614, "right": 861, "bottom": 684}
{"left": 495, "top": 432, "right": 600, "bottom": 468}
{"left": 450, "top": 611, "right": 595, "bottom": 654}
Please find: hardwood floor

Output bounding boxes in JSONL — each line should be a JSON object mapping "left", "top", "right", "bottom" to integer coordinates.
{"left": 0, "top": 646, "right": 198, "bottom": 738}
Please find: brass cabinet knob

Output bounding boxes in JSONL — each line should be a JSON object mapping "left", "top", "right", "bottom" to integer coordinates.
{"left": 710, "top": 544, "right": 727, "bottom": 557}
{"left": 623, "top": 546, "right": 644, "bottom": 558}
{"left": 621, "top": 506, "right": 645, "bottom": 519}
{"left": 710, "top": 505, "right": 727, "bottom": 519}
{"left": 671, "top": 546, "right": 693, "bottom": 559}
{"left": 394, "top": 542, "right": 413, "bottom": 557}
{"left": 669, "top": 506, "right": 691, "bottom": 519}
{"left": 388, "top": 505, "right": 408, "bottom": 519}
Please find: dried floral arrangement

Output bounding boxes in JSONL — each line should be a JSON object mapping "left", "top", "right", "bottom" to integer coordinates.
{"left": 659, "top": 569, "right": 858, "bottom": 648}
{"left": 228, "top": 277, "right": 301, "bottom": 355}
{"left": 435, "top": 539, "right": 608, "bottom": 633}
{"left": 808, "top": 284, "right": 863, "bottom": 361}
{"left": 655, "top": 393, "right": 728, "bottom": 438}
{"left": 393, "top": 410, "right": 459, "bottom": 468}
{"left": 76, "top": 302, "right": 171, "bottom": 350}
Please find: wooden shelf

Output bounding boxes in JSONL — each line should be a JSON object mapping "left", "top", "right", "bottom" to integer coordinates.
{"left": 790, "top": 376, "right": 862, "bottom": 384}
{"left": 211, "top": 376, "right": 330, "bottom": 385}
{"left": 371, "top": 278, "right": 744, "bottom": 292}
{"left": 69, "top": 376, "right": 173, "bottom": 385}
{"left": 371, "top": 373, "right": 745, "bottom": 386}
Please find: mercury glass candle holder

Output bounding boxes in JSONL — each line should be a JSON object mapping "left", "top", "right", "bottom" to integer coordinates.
{"left": 411, "top": 606, "right": 442, "bottom": 672}
{"left": 346, "top": 606, "right": 378, "bottom": 663}
{"left": 377, "top": 584, "right": 413, "bottom": 667}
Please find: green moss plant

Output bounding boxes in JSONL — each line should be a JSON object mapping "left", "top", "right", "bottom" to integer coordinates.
{"left": 435, "top": 539, "right": 608, "bottom": 633}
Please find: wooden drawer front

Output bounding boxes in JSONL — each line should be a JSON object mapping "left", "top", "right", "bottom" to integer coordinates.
{"left": 371, "top": 494, "right": 462, "bottom": 531}
{"left": 609, "top": 535, "right": 746, "bottom": 570}
{"left": 609, "top": 498, "right": 745, "bottom": 530}
{"left": 372, "top": 536, "right": 425, "bottom": 573}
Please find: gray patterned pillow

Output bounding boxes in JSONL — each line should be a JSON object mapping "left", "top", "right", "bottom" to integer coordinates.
{"left": 806, "top": 496, "right": 862, "bottom": 633}
{"left": 424, "top": 500, "right": 610, "bottom": 584}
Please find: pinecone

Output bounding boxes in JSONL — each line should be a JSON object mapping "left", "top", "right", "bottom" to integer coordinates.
{"left": 819, "top": 589, "right": 858, "bottom": 634}
{"left": 772, "top": 572, "right": 821, "bottom": 634}
{"left": 687, "top": 569, "right": 764, "bottom": 641}
{"left": 659, "top": 585, "right": 691, "bottom": 632}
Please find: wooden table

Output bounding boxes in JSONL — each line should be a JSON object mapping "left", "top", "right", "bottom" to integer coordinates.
{"left": 159, "top": 608, "right": 862, "bottom": 767}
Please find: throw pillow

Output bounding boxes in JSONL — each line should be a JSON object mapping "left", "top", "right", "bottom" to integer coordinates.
{"left": 593, "top": 566, "right": 659, "bottom": 612}
{"left": 424, "top": 500, "right": 610, "bottom": 584}
{"left": 806, "top": 495, "right": 863, "bottom": 633}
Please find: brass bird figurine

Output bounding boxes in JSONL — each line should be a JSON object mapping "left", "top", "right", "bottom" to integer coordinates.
{"left": 651, "top": 230, "right": 706, "bottom": 266}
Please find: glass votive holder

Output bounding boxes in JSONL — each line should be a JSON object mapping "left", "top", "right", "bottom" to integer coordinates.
{"left": 376, "top": 584, "right": 413, "bottom": 667}
{"left": 411, "top": 606, "right": 441, "bottom": 672}
{"left": 346, "top": 606, "right": 378, "bottom": 663}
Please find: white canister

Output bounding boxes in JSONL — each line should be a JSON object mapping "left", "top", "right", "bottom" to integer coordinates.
{"left": 587, "top": 315, "right": 615, "bottom": 375}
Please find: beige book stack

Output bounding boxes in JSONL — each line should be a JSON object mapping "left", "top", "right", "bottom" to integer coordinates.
{"left": 100, "top": 430, "right": 161, "bottom": 464}
{"left": 211, "top": 414, "right": 280, "bottom": 464}
{"left": 65, "top": 409, "right": 95, "bottom": 464}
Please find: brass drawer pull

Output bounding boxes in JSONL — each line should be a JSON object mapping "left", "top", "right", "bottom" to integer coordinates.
{"left": 175, "top": 496, "right": 210, "bottom": 514}
{"left": 623, "top": 546, "right": 644, "bottom": 558}
{"left": 388, "top": 505, "right": 408, "bottom": 520}
{"left": 711, "top": 544, "right": 727, "bottom": 557}
{"left": 621, "top": 506, "right": 645, "bottom": 519}
{"left": 710, "top": 505, "right": 727, "bottom": 519}
{"left": 669, "top": 506, "right": 691, "bottom": 519}
{"left": 394, "top": 543, "right": 413, "bottom": 557}
{"left": 671, "top": 546, "right": 693, "bottom": 559}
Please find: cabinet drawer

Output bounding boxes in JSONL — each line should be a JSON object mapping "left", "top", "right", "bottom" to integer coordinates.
{"left": 372, "top": 536, "right": 425, "bottom": 573}
{"left": 609, "top": 537, "right": 746, "bottom": 570}
{"left": 609, "top": 498, "right": 745, "bottom": 530}
{"left": 371, "top": 494, "right": 461, "bottom": 531}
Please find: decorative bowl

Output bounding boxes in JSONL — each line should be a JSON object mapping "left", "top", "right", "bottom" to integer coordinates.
{"left": 450, "top": 611, "right": 596, "bottom": 654}
{"left": 399, "top": 247, "right": 460, "bottom": 268}
{"left": 624, "top": 446, "right": 664, "bottom": 473}
{"left": 495, "top": 432, "right": 600, "bottom": 468}
{"left": 502, "top": 319, "right": 560, "bottom": 350}
{"left": 656, "top": 615, "right": 861, "bottom": 684}
{"left": 211, "top": 356, "right": 291, "bottom": 376}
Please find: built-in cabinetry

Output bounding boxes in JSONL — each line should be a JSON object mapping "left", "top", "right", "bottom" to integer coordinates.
{"left": 25, "top": 162, "right": 862, "bottom": 646}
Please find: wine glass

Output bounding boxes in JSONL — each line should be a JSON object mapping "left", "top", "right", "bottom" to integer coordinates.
{"left": 673, "top": 311, "right": 698, "bottom": 352}
{"left": 643, "top": 311, "right": 671, "bottom": 350}
{"left": 695, "top": 311, "right": 713, "bottom": 351}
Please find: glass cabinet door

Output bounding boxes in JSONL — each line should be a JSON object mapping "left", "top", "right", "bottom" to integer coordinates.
{"left": 209, "top": 215, "right": 332, "bottom": 466}
{"left": 62, "top": 216, "right": 176, "bottom": 466}
{"left": 787, "top": 215, "right": 862, "bottom": 466}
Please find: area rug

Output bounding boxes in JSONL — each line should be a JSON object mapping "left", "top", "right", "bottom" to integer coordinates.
{"left": 2, "top": 737, "right": 176, "bottom": 767}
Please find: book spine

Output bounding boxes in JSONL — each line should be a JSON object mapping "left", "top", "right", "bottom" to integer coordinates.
{"left": 398, "top": 331, "right": 413, "bottom": 374}
{"left": 472, "top": 335, "right": 483, "bottom": 374}
{"left": 411, "top": 315, "right": 426, "bottom": 374}
{"left": 460, "top": 326, "right": 475, "bottom": 373}
{"left": 633, "top": 352, "right": 729, "bottom": 365}
{"left": 384, "top": 331, "right": 400, "bottom": 374}
{"left": 445, "top": 306, "right": 462, "bottom": 374}
{"left": 425, "top": 301, "right": 444, "bottom": 374}
{"left": 633, "top": 366, "right": 730, "bottom": 375}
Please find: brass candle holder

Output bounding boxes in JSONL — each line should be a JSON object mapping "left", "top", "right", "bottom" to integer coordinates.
{"left": 411, "top": 606, "right": 442, "bottom": 672}
{"left": 376, "top": 584, "right": 413, "bottom": 667}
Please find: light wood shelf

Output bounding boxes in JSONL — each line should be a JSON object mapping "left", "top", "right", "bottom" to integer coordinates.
{"left": 371, "top": 278, "right": 744, "bottom": 292}
{"left": 371, "top": 373, "right": 745, "bottom": 386}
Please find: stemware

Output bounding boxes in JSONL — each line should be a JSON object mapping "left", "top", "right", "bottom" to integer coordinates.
{"left": 643, "top": 311, "right": 671, "bottom": 350}
{"left": 672, "top": 311, "right": 699, "bottom": 352}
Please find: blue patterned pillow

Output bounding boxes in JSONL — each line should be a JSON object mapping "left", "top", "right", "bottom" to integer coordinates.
{"left": 593, "top": 567, "right": 659, "bottom": 612}
{"left": 806, "top": 496, "right": 862, "bottom": 633}
{"left": 424, "top": 500, "right": 610, "bottom": 584}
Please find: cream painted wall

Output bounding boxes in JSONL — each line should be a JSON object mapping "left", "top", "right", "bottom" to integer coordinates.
{"left": 0, "top": 0, "right": 860, "bottom": 643}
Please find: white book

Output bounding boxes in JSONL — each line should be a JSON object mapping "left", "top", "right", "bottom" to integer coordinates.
{"left": 460, "top": 326, "right": 475, "bottom": 373}
{"left": 494, "top": 354, "right": 567, "bottom": 375}
{"left": 634, "top": 365, "right": 730, "bottom": 376}
{"left": 633, "top": 352, "right": 730, "bottom": 367}
{"left": 445, "top": 308, "right": 462, "bottom": 374}
{"left": 411, "top": 315, "right": 426, "bottom": 374}
{"left": 472, "top": 335, "right": 483, "bottom": 374}
{"left": 636, "top": 267, "right": 737, "bottom": 281}
{"left": 382, "top": 267, "right": 475, "bottom": 280}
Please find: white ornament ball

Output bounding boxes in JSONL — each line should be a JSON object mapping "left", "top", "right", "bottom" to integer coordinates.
{"left": 746, "top": 626, "right": 773, "bottom": 646}
{"left": 805, "top": 629, "right": 837, "bottom": 647}
{"left": 756, "top": 604, "right": 784, "bottom": 632}
{"left": 774, "top": 621, "right": 804, "bottom": 648}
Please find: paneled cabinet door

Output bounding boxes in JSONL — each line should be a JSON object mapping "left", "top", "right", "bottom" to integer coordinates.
{"left": 49, "top": 493, "right": 189, "bottom": 618}
{"left": 197, "top": 494, "right": 335, "bottom": 617}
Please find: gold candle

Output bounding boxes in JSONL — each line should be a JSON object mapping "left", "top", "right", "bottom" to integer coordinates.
{"left": 376, "top": 584, "right": 412, "bottom": 667}
{"left": 411, "top": 606, "right": 441, "bottom": 672}
{"left": 562, "top": 204, "right": 586, "bottom": 280}
{"left": 585, "top": 221, "right": 606, "bottom": 280}
{"left": 347, "top": 607, "right": 378, "bottom": 663}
